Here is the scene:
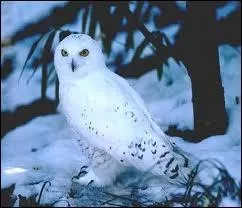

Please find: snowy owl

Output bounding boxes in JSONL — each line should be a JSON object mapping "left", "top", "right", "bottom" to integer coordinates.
{"left": 54, "top": 34, "right": 191, "bottom": 187}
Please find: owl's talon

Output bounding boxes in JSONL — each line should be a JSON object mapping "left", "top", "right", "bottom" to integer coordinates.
{"left": 87, "top": 180, "right": 94, "bottom": 186}
{"left": 78, "top": 170, "right": 88, "bottom": 177}
{"left": 71, "top": 175, "right": 80, "bottom": 181}
{"left": 81, "top": 165, "right": 88, "bottom": 170}
{"left": 141, "top": 186, "right": 148, "bottom": 190}
{"left": 72, "top": 170, "right": 88, "bottom": 181}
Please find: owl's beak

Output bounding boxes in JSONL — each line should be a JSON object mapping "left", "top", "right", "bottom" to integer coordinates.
{"left": 71, "top": 59, "right": 76, "bottom": 72}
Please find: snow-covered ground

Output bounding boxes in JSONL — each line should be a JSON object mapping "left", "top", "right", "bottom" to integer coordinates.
{"left": 1, "top": 43, "right": 240, "bottom": 206}
{"left": 1, "top": 1, "right": 68, "bottom": 40}
{"left": 1, "top": 1, "right": 241, "bottom": 207}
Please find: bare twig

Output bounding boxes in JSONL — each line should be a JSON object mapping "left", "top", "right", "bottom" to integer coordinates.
{"left": 102, "top": 191, "right": 144, "bottom": 206}
{"left": 37, "top": 181, "right": 51, "bottom": 205}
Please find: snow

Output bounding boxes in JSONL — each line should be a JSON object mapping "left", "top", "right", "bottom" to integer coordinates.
{"left": 160, "top": 24, "right": 181, "bottom": 44}
{"left": 176, "top": 1, "right": 187, "bottom": 11}
{"left": 1, "top": 33, "right": 58, "bottom": 112}
{"left": 1, "top": 114, "right": 86, "bottom": 187}
{"left": 219, "top": 197, "right": 241, "bottom": 207}
{"left": 1, "top": 43, "right": 240, "bottom": 206}
{"left": 1, "top": 114, "right": 89, "bottom": 206}
{"left": 129, "top": 58, "right": 193, "bottom": 131}
{"left": 1, "top": 1, "right": 241, "bottom": 206}
{"left": 1, "top": 1, "right": 67, "bottom": 40}
{"left": 216, "top": 1, "right": 240, "bottom": 20}
{"left": 1, "top": 64, "right": 55, "bottom": 112}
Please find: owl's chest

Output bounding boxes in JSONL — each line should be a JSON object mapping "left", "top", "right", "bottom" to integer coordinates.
{"left": 59, "top": 81, "right": 127, "bottom": 148}
{"left": 60, "top": 81, "right": 122, "bottom": 128}
{"left": 61, "top": 78, "right": 124, "bottom": 110}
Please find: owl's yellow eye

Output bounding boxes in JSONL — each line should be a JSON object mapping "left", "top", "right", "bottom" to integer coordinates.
{"left": 61, "top": 49, "right": 68, "bottom": 57}
{"left": 79, "top": 49, "right": 89, "bottom": 57}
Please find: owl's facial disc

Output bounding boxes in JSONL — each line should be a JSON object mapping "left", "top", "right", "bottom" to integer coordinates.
{"left": 54, "top": 34, "right": 107, "bottom": 82}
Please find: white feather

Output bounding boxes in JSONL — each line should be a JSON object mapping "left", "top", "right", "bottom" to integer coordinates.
{"left": 54, "top": 34, "right": 192, "bottom": 186}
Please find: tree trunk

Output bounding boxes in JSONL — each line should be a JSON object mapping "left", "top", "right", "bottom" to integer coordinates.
{"left": 179, "top": 2, "right": 228, "bottom": 140}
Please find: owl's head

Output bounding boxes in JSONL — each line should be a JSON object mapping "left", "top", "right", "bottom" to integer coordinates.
{"left": 54, "top": 34, "right": 106, "bottom": 82}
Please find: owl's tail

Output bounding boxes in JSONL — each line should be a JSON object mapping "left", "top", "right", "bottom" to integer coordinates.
{"left": 172, "top": 144, "right": 200, "bottom": 186}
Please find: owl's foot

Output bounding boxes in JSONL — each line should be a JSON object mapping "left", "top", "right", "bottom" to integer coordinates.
{"left": 72, "top": 165, "right": 89, "bottom": 180}
{"left": 72, "top": 168, "right": 102, "bottom": 187}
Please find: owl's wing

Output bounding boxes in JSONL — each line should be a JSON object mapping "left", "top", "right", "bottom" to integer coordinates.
{"left": 97, "top": 70, "right": 191, "bottom": 184}
{"left": 105, "top": 70, "right": 173, "bottom": 148}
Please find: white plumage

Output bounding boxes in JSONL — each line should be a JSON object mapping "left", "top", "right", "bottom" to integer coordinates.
{"left": 54, "top": 34, "right": 191, "bottom": 187}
